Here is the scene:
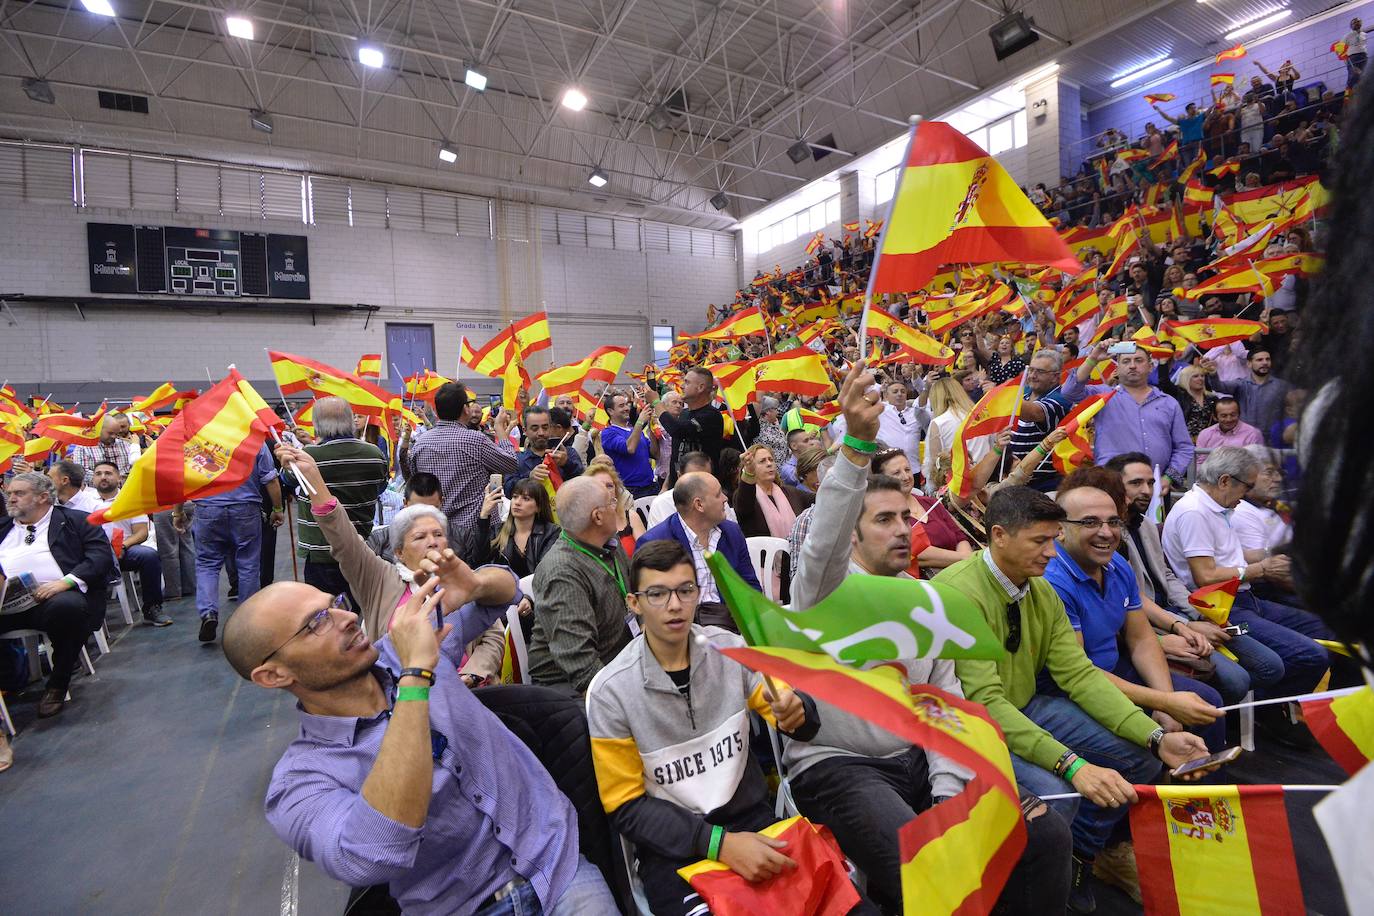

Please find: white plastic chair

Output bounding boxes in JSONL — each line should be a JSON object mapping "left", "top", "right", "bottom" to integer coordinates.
{"left": 745, "top": 536, "right": 790, "bottom": 602}
{"left": 0, "top": 689, "right": 13, "bottom": 737}
{"left": 618, "top": 835, "right": 655, "bottom": 916}
{"left": 4, "top": 629, "right": 94, "bottom": 695}
{"left": 504, "top": 606, "right": 530, "bottom": 685}
{"left": 631, "top": 495, "right": 657, "bottom": 530}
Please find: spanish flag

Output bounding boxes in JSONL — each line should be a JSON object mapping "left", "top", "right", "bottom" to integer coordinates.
{"left": 799, "top": 401, "right": 843, "bottom": 428}
{"left": 536, "top": 346, "right": 629, "bottom": 397}
{"left": 354, "top": 354, "right": 382, "bottom": 379}
{"left": 963, "top": 376, "right": 1024, "bottom": 439}
{"left": 30, "top": 396, "right": 64, "bottom": 416}
{"left": 1056, "top": 285, "right": 1102, "bottom": 331}
{"left": 1332, "top": 39, "right": 1349, "bottom": 61}
{"left": 1105, "top": 229, "right": 1142, "bottom": 278}
{"left": 1087, "top": 296, "right": 1129, "bottom": 343}
{"left": 1145, "top": 92, "right": 1176, "bottom": 103}
{"left": 1208, "top": 160, "right": 1241, "bottom": 180}
{"left": 786, "top": 299, "right": 840, "bottom": 326}
{"left": 500, "top": 345, "right": 530, "bottom": 412}
{"left": 753, "top": 348, "right": 835, "bottom": 398}
{"left": 1301, "top": 686, "right": 1374, "bottom": 776}
{"left": 865, "top": 305, "right": 956, "bottom": 365}
{"left": 1188, "top": 578, "right": 1239, "bottom": 625}
{"left": 33, "top": 403, "right": 107, "bottom": 448}
{"left": 1050, "top": 392, "right": 1115, "bottom": 474}
{"left": 1132, "top": 325, "right": 1177, "bottom": 358}
{"left": 460, "top": 312, "right": 552, "bottom": 375}
{"left": 0, "top": 421, "right": 23, "bottom": 473}
{"left": 1228, "top": 176, "right": 1330, "bottom": 226}
{"left": 269, "top": 351, "right": 396, "bottom": 419}
{"left": 866, "top": 120, "right": 1079, "bottom": 296}
{"left": 1215, "top": 44, "right": 1246, "bottom": 64}
{"left": 680, "top": 306, "right": 768, "bottom": 341}
{"left": 1061, "top": 356, "right": 1116, "bottom": 385}
{"left": 88, "top": 370, "right": 284, "bottom": 525}
{"left": 404, "top": 369, "right": 452, "bottom": 402}
{"left": 1183, "top": 180, "right": 1214, "bottom": 206}
{"left": 292, "top": 399, "right": 316, "bottom": 437}
{"left": 1178, "top": 148, "right": 1209, "bottom": 185}
{"left": 1130, "top": 785, "right": 1304, "bottom": 916}
{"left": 843, "top": 220, "right": 861, "bottom": 232}
{"left": 130, "top": 382, "right": 180, "bottom": 414}
{"left": 1169, "top": 200, "right": 1187, "bottom": 242}
{"left": 709, "top": 359, "right": 760, "bottom": 419}
{"left": 172, "top": 390, "right": 199, "bottom": 412}
{"left": 804, "top": 232, "right": 824, "bottom": 257}
{"left": 23, "top": 434, "right": 60, "bottom": 463}
{"left": 571, "top": 388, "right": 611, "bottom": 430}
{"left": 1210, "top": 72, "right": 1235, "bottom": 86}
{"left": 677, "top": 816, "right": 860, "bottom": 916}
{"left": 1161, "top": 318, "right": 1264, "bottom": 349}
{"left": 1181, "top": 264, "right": 1274, "bottom": 298}
{"left": 1152, "top": 140, "right": 1179, "bottom": 166}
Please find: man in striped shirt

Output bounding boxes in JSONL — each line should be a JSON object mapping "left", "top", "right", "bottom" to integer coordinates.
{"left": 292, "top": 397, "right": 389, "bottom": 606}
{"left": 1006, "top": 348, "right": 1074, "bottom": 492}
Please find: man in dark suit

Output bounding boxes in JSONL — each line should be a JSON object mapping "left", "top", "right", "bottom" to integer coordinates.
{"left": 636, "top": 472, "right": 762, "bottom": 631}
{"left": 0, "top": 471, "right": 113, "bottom": 718}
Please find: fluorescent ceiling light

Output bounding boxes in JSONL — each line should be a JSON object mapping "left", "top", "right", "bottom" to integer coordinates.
{"left": 464, "top": 68, "right": 487, "bottom": 91}
{"left": 1225, "top": 9, "right": 1291, "bottom": 40}
{"left": 250, "top": 110, "right": 273, "bottom": 133}
{"left": 588, "top": 168, "right": 608, "bottom": 188}
{"left": 225, "top": 16, "right": 254, "bottom": 40}
{"left": 80, "top": 0, "right": 115, "bottom": 16}
{"left": 1109, "top": 57, "right": 1174, "bottom": 89}
{"left": 562, "top": 88, "right": 588, "bottom": 111}
{"left": 358, "top": 45, "right": 384, "bottom": 68}
{"left": 438, "top": 145, "right": 458, "bottom": 163}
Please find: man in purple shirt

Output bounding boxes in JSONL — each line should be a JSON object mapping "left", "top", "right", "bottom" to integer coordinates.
{"left": 1195, "top": 398, "right": 1262, "bottom": 449}
{"left": 222, "top": 559, "right": 616, "bottom": 916}
{"left": 1063, "top": 342, "right": 1194, "bottom": 494}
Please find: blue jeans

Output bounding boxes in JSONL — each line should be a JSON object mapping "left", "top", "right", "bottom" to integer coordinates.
{"left": 1206, "top": 649, "right": 1253, "bottom": 705}
{"left": 120, "top": 544, "right": 164, "bottom": 608}
{"left": 473, "top": 855, "right": 616, "bottom": 916}
{"left": 1111, "top": 657, "right": 1226, "bottom": 751}
{"left": 193, "top": 503, "right": 263, "bottom": 619}
{"left": 1009, "top": 695, "right": 1161, "bottom": 857}
{"left": 1228, "top": 591, "right": 1330, "bottom": 697}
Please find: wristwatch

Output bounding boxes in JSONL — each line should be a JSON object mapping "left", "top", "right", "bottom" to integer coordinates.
{"left": 1147, "top": 727, "right": 1166, "bottom": 758}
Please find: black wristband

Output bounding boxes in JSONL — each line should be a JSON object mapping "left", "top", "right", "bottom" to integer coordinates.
{"left": 398, "top": 667, "right": 436, "bottom": 686}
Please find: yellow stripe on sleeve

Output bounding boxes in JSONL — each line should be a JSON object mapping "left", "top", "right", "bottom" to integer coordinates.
{"left": 590, "top": 735, "right": 647, "bottom": 813}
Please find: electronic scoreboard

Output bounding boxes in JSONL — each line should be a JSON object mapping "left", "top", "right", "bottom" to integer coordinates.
{"left": 87, "top": 222, "right": 310, "bottom": 300}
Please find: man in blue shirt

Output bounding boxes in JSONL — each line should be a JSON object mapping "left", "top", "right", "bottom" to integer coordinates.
{"left": 1151, "top": 101, "right": 1206, "bottom": 157}
{"left": 600, "top": 391, "right": 658, "bottom": 499}
{"left": 176, "top": 442, "right": 283, "bottom": 643}
{"left": 1044, "top": 472, "right": 1224, "bottom": 751}
{"left": 222, "top": 557, "right": 617, "bottom": 915}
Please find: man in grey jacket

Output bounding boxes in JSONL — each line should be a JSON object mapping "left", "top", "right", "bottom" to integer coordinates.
{"left": 783, "top": 360, "right": 1072, "bottom": 915}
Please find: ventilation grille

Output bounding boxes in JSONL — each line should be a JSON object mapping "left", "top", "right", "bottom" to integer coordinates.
{"left": 97, "top": 91, "right": 149, "bottom": 114}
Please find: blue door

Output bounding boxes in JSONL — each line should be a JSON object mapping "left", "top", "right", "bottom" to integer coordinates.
{"left": 384, "top": 323, "right": 436, "bottom": 394}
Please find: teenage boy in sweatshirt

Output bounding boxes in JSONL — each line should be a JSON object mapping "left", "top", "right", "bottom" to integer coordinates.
{"left": 586, "top": 539, "right": 834, "bottom": 916}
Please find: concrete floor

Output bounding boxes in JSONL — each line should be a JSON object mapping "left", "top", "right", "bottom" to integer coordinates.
{"left": 0, "top": 534, "right": 1355, "bottom": 916}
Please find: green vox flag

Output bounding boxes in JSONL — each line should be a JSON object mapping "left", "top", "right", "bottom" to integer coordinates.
{"left": 706, "top": 553, "right": 1003, "bottom": 664}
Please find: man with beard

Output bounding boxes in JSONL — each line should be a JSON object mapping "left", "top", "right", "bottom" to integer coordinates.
{"left": 656, "top": 367, "right": 726, "bottom": 485}
{"left": 89, "top": 460, "right": 173, "bottom": 627}
{"left": 1209, "top": 346, "right": 1292, "bottom": 434}
{"left": 504, "top": 404, "right": 582, "bottom": 496}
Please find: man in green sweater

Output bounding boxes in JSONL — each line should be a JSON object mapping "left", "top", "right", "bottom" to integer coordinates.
{"left": 941, "top": 486, "right": 1215, "bottom": 912}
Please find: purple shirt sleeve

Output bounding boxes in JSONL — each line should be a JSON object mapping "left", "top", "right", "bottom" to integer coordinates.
{"left": 1165, "top": 399, "right": 1194, "bottom": 480}
{"left": 440, "top": 567, "right": 521, "bottom": 662}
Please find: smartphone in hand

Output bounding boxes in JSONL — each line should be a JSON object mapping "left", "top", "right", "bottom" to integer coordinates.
{"left": 1171, "top": 746, "right": 1242, "bottom": 777}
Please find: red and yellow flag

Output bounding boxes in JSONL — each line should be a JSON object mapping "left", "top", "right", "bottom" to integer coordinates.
{"left": 753, "top": 348, "right": 835, "bottom": 399}
{"left": 867, "top": 120, "right": 1079, "bottom": 295}
{"left": 1332, "top": 40, "right": 1350, "bottom": 61}
{"left": 1050, "top": 392, "right": 1115, "bottom": 474}
{"left": 1160, "top": 318, "right": 1264, "bottom": 349}
{"left": 1215, "top": 44, "right": 1246, "bottom": 64}
{"left": 709, "top": 359, "right": 760, "bottom": 419}
{"left": 292, "top": 399, "right": 316, "bottom": 437}
{"left": 798, "top": 402, "right": 843, "bottom": 429}
{"left": 460, "top": 312, "right": 552, "bottom": 375}
{"left": 963, "top": 375, "right": 1024, "bottom": 439}
{"left": 1144, "top": 92, "right": 1176, "bottom": 104}
{"left": 354, "top": 354, "right": 382, "bottom": 379}
{"left": 1208, "top": 161, "right": 1241, "bottom": 180}
{"left": 0, "top": 421, "right": 23, "bottom": 473}
{"left": 1056, "top": 286, "right": 1102, "bottom": 332}
{"left": 1188, "top": 578, "right": 1239, "bottom": 624}
{"left": 1087, "top": 296, "right": 1129, "bottom": 344}
{"left": 678, "top": 816, "right": 860, "bottom": 916}
{"left": 535, "top": 346, "right": 629, "bottom": 398}
{"left": 88, "top": 370, "right": 284, "bottom": 525}
{"left": 1132, "top": 325, "right": 1177, "bottom": 358}
{"left": 866, "top": 306, "right": 956, "bottom": 365}
{"left": 1130, "top": 785, "right": 1304, "bottom": 916}
{"left": 681, "top": 306, "right": 768, "bottom": 341}
{"left": 1105, "top": 229, "right": 1142, "bottom": 278}
{"left": 804, "top": 232, "right": 824, "bottom": 257}
{"left": 1180, "top": 180, "right": 1213, "bottom": 208}
{"left": 269, "top": 351, "right": 396, "bottom": 419}
{"left": 33, "top": 403, "right": 107, "bottom": 448}
{"left": 1152, "top": 140, "right": 1179, "bottom": 166}
{"left": 1301, "top": 686, "right": 1374, "bottom": 776}
{"left": 843, "top": 220, "right": 861, "bottom": 233}
{"left": 404, "top": 369, "right": 452, "bottom": 402}
{"left": 1178, "top": 148, "right": 1209, "bottom": 186}
{"left": 23, "top": 434, "right": 60, "bottom": 463}
{"left": 1210, "top": 72, "right": 1235, "bottom": 86}
{"left": 130, "top": 382, "right": 179, "bottom": 414}
{"left": 1061, "top": 357, "right": 1116, "bottom": 386}
{"left": 1227, "top": 176, "right": 1330, "bottom": 226}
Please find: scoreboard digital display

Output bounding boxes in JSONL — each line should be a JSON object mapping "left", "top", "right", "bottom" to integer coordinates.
{"left": 87, "top": 222, "right": 310, "bottom": 300}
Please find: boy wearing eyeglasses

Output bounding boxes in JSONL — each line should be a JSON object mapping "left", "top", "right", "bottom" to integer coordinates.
{"left": 585, "top": 539, "right": 823, "bottom": 916}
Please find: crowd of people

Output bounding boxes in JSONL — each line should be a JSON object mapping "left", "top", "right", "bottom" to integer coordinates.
{"left": 1, "top": 36, "right": 1369, "bottom": 916}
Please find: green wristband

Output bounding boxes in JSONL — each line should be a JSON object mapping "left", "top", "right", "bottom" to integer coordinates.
{"left": 842, "top": 434, "right": 878, "bottom": 454}
{"left": 396, "top": 686, "right": 431, "bottom": 703}
{"left": 1064, "top": 758, "right": 1087, "bottom": 782}
{"left": 707, "top": 824, "right": 725, "bottom": 861}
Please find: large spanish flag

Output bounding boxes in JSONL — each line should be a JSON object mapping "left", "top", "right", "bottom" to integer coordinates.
{"left": 1227, "top": 176, "right": 1329, "bottom": 227}
{"left": 865, "top": 306, "right": 956, "bottom": 364}
{"left": 88, "top": 370, "right": 284, "bottom": 525}
{"left": 681, "top": 306, "right": 768, "bottom": 341}
{"left": 677, "top": 816, "right": 860, "bottom": 916}
{"left": 1188, "top": 578, "right": 1239, "bottom": 625}
{"left": 1301, "top": 686, "right": 1374, "bottom": 776}
{"left": 535, "top": 346, "right": 629, "bottom": 397}
{"left": 1129, "top": 785, "right": 1304, "bottom": 916}
{"left": 867, "top": 120, "right": 1079, "bottom": 296}
{"left": 1159, "top": 319, "right": 1264, "bottom": 349}
{"left": 33, "top": 403, "right": 107, "bottom": 448}
{"left": 269, "top": 351, "right": 396, "bottom": 418}
{"left": 461, "top": 312, "right": 553, "bottom": 376}
{"left": 753, "top": 348, "right": 835, "bottom": 399}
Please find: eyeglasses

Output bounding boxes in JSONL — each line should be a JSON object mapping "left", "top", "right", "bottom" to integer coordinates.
{"left": 632, "top": 583, "right": 700, "bottom": 609}
{"left": 23, "top": 525, "right": 37, "bottom": 545}
{"left": 1005, "top": 601, "right": 1022, "bottom": 653}
{"left": 260, "top": 593, "right": 349, "bottom": 666}
{"left": 1024, "top": 366, "right": 1057, "bottom": 377}
{"left": 1226, "top": 475, "right": 1257, "bottom": 494}
{"left": 1062, "top": 516, "right": 1125, "bottom": 531}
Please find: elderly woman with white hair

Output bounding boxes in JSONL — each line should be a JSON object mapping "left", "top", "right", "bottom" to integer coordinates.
{"left": 754, "top": 396, "right": 788, "bottom": 462}
{"left": 272, "top": 445, "right": 506, "bottom": 688}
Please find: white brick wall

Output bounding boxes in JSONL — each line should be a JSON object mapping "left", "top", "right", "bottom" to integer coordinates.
{"left": 0, "top": 199, "right": 736, "bottom": 395}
